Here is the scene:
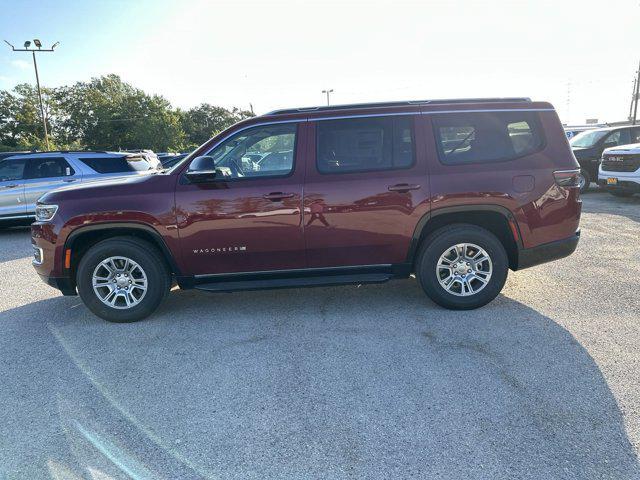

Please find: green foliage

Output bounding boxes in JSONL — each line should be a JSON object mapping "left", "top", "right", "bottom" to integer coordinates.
{"left": 0, "top": 75, "right": 254, "bottom": 152}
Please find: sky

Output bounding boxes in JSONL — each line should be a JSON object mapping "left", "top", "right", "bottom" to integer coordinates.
{"left": 0, "top": 0, "right": 638, "bottom": 124}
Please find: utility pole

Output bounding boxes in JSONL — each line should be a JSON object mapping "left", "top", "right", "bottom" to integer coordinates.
{"left": 4, "top": 39, "right": 59, "bottom": 150}
{"left": 322, "top": 88, "right": 334, "bottom": 106}
{"left": 633, "top": 59, "right": 640, "bottom": 125}
{"left": 630, "top": 76, "right": 637, "bottom": 122}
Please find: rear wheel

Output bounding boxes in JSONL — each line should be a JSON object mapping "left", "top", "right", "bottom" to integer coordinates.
{"left": 76, "top": 238, "right": 171, "bottom": 322}
{"left": 578, "top": 169, "right": 590, "bottom": 193}
{"left": 416, "top": 224, "right": 508, "bottom": 310}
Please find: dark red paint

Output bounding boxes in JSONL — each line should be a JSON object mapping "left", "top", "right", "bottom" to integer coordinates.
{"left": 32, "top": 100, "right": 581, "bottom": 288}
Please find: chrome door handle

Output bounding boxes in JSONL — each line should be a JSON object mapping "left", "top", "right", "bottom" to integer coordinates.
{"left": 388, "top": 183, "right": 421, "bottom": 192}
{"left": 263, "top": 192, "right": 295, "bottom": 201}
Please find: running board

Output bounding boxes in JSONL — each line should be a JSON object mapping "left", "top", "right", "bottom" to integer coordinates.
{"left": 194, "top": 273, "right": 392, "bottom": 293}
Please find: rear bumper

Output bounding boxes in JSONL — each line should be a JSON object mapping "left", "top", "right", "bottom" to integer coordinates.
{"left": 516, "top": 231, "right": 580, "bottom": 270}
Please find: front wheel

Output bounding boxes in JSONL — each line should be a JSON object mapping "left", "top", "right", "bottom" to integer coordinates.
{"left": 76, "top": 238, "right": 171, "bottom": 322}
{"left": 416, "top": 225, "right": 509, "bottom": 310}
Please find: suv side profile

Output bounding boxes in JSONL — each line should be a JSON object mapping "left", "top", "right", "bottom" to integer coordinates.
{"left": 569, "top": 125, "right": 640, "bottom": 192}
{"left": 31, "top": 98, "right": 582, "bottom": 322}
{"left": 0, "top": 151, "right": 161, "bottom": 226}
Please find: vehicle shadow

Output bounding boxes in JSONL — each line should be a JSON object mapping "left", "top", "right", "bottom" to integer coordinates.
{"left": 0, "top": 226, "right": 33, "bottom": 263}
{"left": 1, "top": 281, "right": 638, "bottom": 479}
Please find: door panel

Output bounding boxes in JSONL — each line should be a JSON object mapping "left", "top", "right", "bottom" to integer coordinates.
{"left": 175, "top": 122, "right": 308, "bottom": 276}
{"left": 303, "top": 115, "right": 430, "bottom": 268}
{"left": 23, "top": 156, "right": 79, "bottom": 212}
{"left": 0, "top": 158, "right": 27, "bottom": 218}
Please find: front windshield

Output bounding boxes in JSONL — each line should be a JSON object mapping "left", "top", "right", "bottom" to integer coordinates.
{"left": 570, "top": 130, "right": 608, "bottom": 148}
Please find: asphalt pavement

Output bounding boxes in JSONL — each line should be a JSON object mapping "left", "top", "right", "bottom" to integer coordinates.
{"left": 0, "top": 191, "right": 639, "bottom": 480}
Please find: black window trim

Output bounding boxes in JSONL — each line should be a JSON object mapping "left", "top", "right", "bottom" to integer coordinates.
{"left": 315, "top": 114, "right": 417, "bottom": 176}
{"left": 431, "top": 111, "right": 547, "bottom": 167}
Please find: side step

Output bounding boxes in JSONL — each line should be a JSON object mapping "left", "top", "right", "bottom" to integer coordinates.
{"left": 194, "top": 273, "right": 392, "bottom": 293}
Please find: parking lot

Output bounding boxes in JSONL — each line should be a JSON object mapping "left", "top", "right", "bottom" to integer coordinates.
{"left": 0, "top": 191, "right": 638, "bottom": 479}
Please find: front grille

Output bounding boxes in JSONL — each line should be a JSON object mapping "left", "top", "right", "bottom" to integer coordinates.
{"left": 601, "top": 154, "right": 640, "bottom": 173}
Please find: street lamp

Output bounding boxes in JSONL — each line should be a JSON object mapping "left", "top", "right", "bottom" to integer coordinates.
{"left": 322, "top": 88, "right": 334, "bottom": 106}
{"left": 4, "top": 39, "right": 60, "bottom": 150}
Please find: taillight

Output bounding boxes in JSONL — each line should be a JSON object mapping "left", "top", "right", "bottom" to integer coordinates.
{"left": 553, "top": 169, "right": 580, "bottom": 188}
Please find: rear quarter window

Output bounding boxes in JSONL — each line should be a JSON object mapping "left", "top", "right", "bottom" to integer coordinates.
{"left": 78, "top": 156, "right": 134, "bottom": 174}
{"left": 432, "top": 111, "right": 544, "bottom": 165}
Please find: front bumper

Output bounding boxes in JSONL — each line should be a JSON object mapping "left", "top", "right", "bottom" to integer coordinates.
{"left": 39, "top": 274, "right": 77, "bottom": 296}
{"left": 516, "top": 232, "right": 580, "bottom": 270}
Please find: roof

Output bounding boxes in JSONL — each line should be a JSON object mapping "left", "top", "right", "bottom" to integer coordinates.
{"left": 266, "top": 97, "right": 533, "bottom": 116}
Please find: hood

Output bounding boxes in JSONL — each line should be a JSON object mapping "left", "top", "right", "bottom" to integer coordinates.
{"left": 39, "top": 172, "right": 166, "bottom": 204}
{"left": 603, "top": 143, "right": 640, "bottom": 155}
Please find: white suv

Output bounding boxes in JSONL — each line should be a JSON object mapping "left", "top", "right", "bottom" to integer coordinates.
{"left": 599, "top": 143, "right": 640, "bottom": 197}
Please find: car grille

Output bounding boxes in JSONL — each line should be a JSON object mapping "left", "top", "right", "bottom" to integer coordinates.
{"left": 601, "top": 154, "right": 640, "bottom": 173}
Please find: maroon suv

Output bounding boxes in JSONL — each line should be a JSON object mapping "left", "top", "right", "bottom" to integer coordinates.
{"left": 31, "top": 98, "right": 581, "bottom": 322}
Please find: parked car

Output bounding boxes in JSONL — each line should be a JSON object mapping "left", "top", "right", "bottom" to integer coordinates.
{"left": 598, "top": 143, "right": 640, "bottom": 197}
{"left": 32, "top": 98, "right": 581, "bottom": 322}
{"left": 0, "top": 151, "right": 161, "bottom": 225}
{"left": 569, "top": 125, "right": 640, "bottom": 192}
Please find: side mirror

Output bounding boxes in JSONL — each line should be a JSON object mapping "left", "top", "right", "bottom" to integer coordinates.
{"left": 185, "top": 156, "right": 217, "bottom": 183}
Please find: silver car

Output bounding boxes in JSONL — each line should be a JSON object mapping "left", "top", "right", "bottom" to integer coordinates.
{"left": 0, "top": 151, "right": 161, "bottom": 223}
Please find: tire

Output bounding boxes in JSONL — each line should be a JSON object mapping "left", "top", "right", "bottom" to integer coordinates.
{"left": 415, "top": 224, "right": 509, "bottom": 310}
{"left": 76, "top": 237, "right": 171, "bottom": 322}
{"left": 578, "top": 169, "right": 590, "bottom": 193}
{"left": 609, "top": 189, "right": 634, "bottom": 198}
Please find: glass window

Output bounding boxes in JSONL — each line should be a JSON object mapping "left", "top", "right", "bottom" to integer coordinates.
{"left": 24, "top": 157, "right": 74, "bottom": 179}
{"left": 79, "top": 155, "right": 158, "bottom": 174}
{"left": 433, "top": 111, "right": 544, "bottom": 165}
{"left": 631, "top": 128, "right": 640, "bottom": 144}
{"left": 0, "top": 158, "right": 27, "bottom": 182}
{"left": 603, "top": 130, "right": 630, "bottom": 148}
{"left": 205, "top": 123, "right": 297, "bottom": 179}
{"left": 316, "top": 116, "right": 414, "bottom": 174}
{"left": 570, "top": 129, "right": 608, "bottom": 148}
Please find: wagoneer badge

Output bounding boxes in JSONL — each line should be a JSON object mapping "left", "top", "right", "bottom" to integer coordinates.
{"left": 193, "top": 246, "right": 247, "bottom": 254}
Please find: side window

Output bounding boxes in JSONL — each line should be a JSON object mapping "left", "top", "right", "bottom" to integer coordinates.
{"left": 316, "top": 116, "right": 414, "bottom": 174}
{"left": 205, "top": 123, "right": 297, "bottom": 179}
{"left": 80, "top": 156, "right": 134, "bottom": 174}
{"left": 432, "top": 112, "right": 544, "bottom": 165}
{"left": 24, "top": 157, "right": 75, "bottom": 179}
{"left": 631, "top": 128, "right": 640, "bottom": 143}
{"left": 0, "top": 158, "right": 27, "bottom": 182}
{"left": 604, "top": 130, "right": 630, "bottom": 147}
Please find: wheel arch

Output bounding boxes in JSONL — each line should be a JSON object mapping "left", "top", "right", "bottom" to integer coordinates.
{"left": 64, "top": 222, "right": 180, "bottom": 280}
{"left": 407, "top": 205, "right": 521, "bottom": 270}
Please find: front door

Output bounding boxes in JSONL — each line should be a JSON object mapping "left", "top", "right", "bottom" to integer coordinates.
{"left": 175, "top": 121, "right": 308, "bottom": 276}
{"left": 0, "top": 157, "right": 27, "bottom": 219}
{"left": 303, "top": 114, "right": 430, "bottom": 268}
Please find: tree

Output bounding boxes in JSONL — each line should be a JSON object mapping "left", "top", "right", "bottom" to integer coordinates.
{"left": 181, "top": 104, "right": 254, "bottom": 148}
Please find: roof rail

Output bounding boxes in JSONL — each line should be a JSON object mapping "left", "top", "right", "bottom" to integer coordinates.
{"left": 10, "top": 150, "right": 113, "bottom": 155}
{"left": 266, "top": 97, "right": 532, "bottom": 116}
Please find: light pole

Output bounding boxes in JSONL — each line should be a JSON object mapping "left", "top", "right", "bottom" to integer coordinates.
{"left": 322, "top": 88, "right": 334, "bottom": 106}
{"left": 4, "top": 39, "right": 59, "bottom": 150}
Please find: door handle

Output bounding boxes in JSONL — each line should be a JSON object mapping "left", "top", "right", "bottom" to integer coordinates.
{"left": 3, "top": 184, "right": 18, "bottom": 189}
{"left": 63, "top": 178, "right": 77, "bottom": 183}
{"left": 263, "top": 192, "right": 295, "bottom": 201}
{"left": 388, "top": 183, "right": 421, "bottom": 192}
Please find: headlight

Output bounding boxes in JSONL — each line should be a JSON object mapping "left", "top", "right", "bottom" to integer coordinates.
{"left": 35, "top": 204, "right": 59, "bottom": 221}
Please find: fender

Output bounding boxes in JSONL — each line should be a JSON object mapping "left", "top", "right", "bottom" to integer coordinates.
{"left": 406, "top": 204, "right": 523, "bottom": 263}
{"left": 64, "top": 221, "right": 182, "bottom": 275}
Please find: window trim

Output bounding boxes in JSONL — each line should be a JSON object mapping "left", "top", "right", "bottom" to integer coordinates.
{"left": 194, "top": 121, "right": 300, "bottom": 183}
{"left": 315, "top": 115, "right": 417, "bottom": 176}
{"left": 431, "top": 112, "right": 547, "bottom": 167}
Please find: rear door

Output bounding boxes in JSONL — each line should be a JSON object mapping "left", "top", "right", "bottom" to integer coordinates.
{"left": 0, "top": 157, "right": 27, "bottom": 218}
{"left": 22, "top": 156, "right": 79, "bottom": 213}
{"left": 303, "top": 114, "right": 430, "bottom": 268}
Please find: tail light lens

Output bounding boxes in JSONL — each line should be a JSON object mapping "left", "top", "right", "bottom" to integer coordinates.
{"left": 553, "top": 169, "right": 580, "bottom": 188}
